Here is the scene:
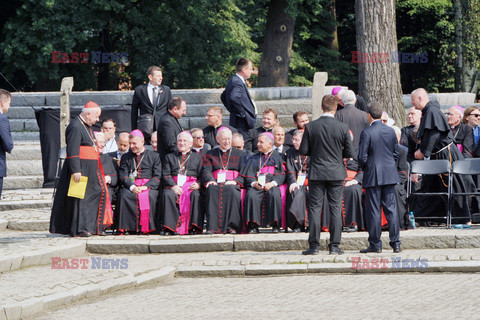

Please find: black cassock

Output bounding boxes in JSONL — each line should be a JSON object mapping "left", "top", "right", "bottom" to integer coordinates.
{"left": 100, "top": 154, "right": 118, "bottom": 206}
{"left": 241, "top": 150, "right": 286, "bottom": 228}
{"left": 395, "top": 145, "right": 409, "bottom": 229}
{"left": 415, "top": 101, "right": 474, "bottom": 222}
{"left": 162, "top": 151, "right": 203, "bottom": 234}
{"left": 202, "top": 148, "right": 245, "bottom": 233}
{"left": 117, "top": 149, "right": 162, "bottom": 233}
{"left": 451, "top": 123, "right": 474, "bottom": 158}
{"left": 401, "top": 124, "right": 420, "bottom": 163}
{"left": 285, "top": 148, "right": 310, "bottom": 231}
{"left": 50, "top": 117, "right": 112, "bottom": 236}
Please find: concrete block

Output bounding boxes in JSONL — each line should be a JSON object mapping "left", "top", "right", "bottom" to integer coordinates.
{"left": 6, "top": 160, "right": 43, "bottom": 176}
{"left": 8, "top": 220, "right": 49, "bottom": 231}
{"left": 10, "top": 132, "right": 39, "bottom": 141}
{"left": 188, "top": 117, "right": 208, "bottom": 129}
{"left": 233, "top": 235, "right": 311, "bottom": 252}
{"left": 174, "top": 89, "right": 224, "bottom": 105}
{"left": 425, "top": 260, "right": 480, "bottom": 273}
{"left": 307, "top": 263, "right": 355, "bottom": 274}
{"left": 178, "top": 118, "right": 190, "bottom": 129}
{"left": 0, "top": 219, "right": 7, "bottom": 232}
{"left": 20, "top": 252, "right": 42, "bottom": 268}
{"left": 244, "top": 264, "right": 308, "bottom": 276}
{"left": 0, "top": 199, "right": 52, "bottom": 211}
{"left": 69, "top": 91, "right": 133, "bottom": 106}
{"left": 149, "top": 238, "right": 234, "bottom": 253}
{"left": 98, "top": 275, "right": 137, "bottom": 293}
{"left": 24, "top": 119, "right": 39, "bottom": 131}
{"left": 255, "top": 99, "right": 311, "bottom": 115}
{"left": 68, "top": 286, "right": 90, "bottom": 301}
{"left": 135, "top": 266, "right": 176, "bottom": 285}
{"left": 0, "top": 257, "right": 12, "bottom": 273}
{"left": 185, "top": 104, "right": 222, "bottom": 117}
{"left": 6, "top": 145, "right": 42, "bottom": 161}
{"left": 10, "top": 93, "right": 48, "bottom": 107}
{"left": 41, "top": 292, "right": 73, "bottom": 310}
{"left": 455, "top": 235, "right": 480, "bottom": 248}
{"left": 176, "top": 265, "right": 245, "bottom": 277}
{"left": 0, "top": 307, "right": 6, "bottom": 320}
{"left": 86, "top": 240, "right": 150, "bottom": 254}
{"left": 2, "top": 304, "right": 21, "bottom": 320}
{"left": 338, "top": 236, "right": 369, "bottom": 251}
{"left": 8, "top": 255, "right": 23, "bottom": 271}
{"left": 400, "top": 234, "right": 456, "bottom": 249}
{"left": 3, "top": 176, "right": 43, "bottom": 189}
{"left": 19, "top": 298, "right": 43, "bottom": 319}
{"left": 37, "top": 243, "right": 87, "bottom": 266}
{"left": 4, "top": 107, "right": 35, "bottom": 120}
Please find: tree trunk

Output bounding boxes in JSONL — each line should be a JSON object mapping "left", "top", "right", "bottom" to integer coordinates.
{"left": 97, "top": 26, "right": 111, "bottom": 90}
{"left": 328, "top": 0, "right": 339, "bottom": 52}
{"left": 258, "top": 0, "right": 295, "bottom": 87}
{"left": 355, "top": 0, "right": 406, "bottom": 127}
{"left": 454, "top": 0, "right": 480, "bottom": 94}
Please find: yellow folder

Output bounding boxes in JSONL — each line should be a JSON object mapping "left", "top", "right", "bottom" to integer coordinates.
{"left": 67, "top": 175, "right": 88, "bottom": 199}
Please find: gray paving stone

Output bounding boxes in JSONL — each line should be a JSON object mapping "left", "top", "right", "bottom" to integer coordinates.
{"left": 19, "top": 298, "right": 43, "bottom": 319}
{"left": 149, "top": 238, "right": 234, "bottom": 253}
{"left": 455, "top": 234, "right": 480, "bottom": 248}
{"left": 2, "top": 304, "right": 21, "bottom": 320}
{"left": 3, "top": 176, "right": 43, "bottom": 189}
{"left": 41, "top": 292, "right": 73, "bottom": 310}
{"left": 135, "top": 267, "right": 176, "bottom": 286}
{"left": 86, "top": 239, "right": 150, "bottom": 254}
{"left": 0, "top": 220, "right": 7, "bottom": 232}
{"left": 176, "top": 265, "right": 245, "bottom": 277}
{"left": 6, "top": 160, "right": 43, "bottom": 176}
{"left": 7, "top": 220, "right": 49, "bottom": 231}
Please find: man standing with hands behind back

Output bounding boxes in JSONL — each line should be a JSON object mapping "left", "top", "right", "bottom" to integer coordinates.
{"left": 0, "top": 89, "right": 13, "bottom": 199}
{"left": 221, "top": 58, "right": 257, "bottom": 135}
{"left": 358, "top": 102, "right": 401, "bottom": 253}
{"left": 300, "top": 95, "right": 353, "bottom": 255}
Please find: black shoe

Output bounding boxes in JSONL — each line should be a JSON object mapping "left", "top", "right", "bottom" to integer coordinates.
{"left": 248, "top": 227, "right": 258, "bottom": 234}
{"left": 392, "top": 245, "right": 402, "bottom": 253}
{"left": 292, "top": 228, "right": 301, "bottom": 233}
{"left": 81, "top": 232, "right": 92, "bottom": 237}
{"left": 329, "top": 245, "right": 344, "bottom": 255}
{"left": 227, "top": 229, "right": 237, "bottom": 234}
{"left": 302, "top": 247, "right": 319, "bottom": 255}
{"left": 204, "top": 230, "right": 214, "bottom": 235}
{"left": 345, "top": 225, "right": 358, "bottom": 233}
{"left": 99, "top": 231, "right": 107, "bottom": 236}
{"left": 272, "top": 227, "right": 280, "bottom": 233}
{"left": 360, "top": 246, "right": 382, "bottom": 253}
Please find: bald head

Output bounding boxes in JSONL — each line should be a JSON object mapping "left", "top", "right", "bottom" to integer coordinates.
{"left": 408, "top": 107, "right": 422, "bottom": 126}
{"left": 447, "top": 106, "right": 462, "bottom": 127}
{"left": 410, "top": 88, "right": 429, "bottom": 110}
{"left": 117, "top": 132, "right": 130, "bottom": 154}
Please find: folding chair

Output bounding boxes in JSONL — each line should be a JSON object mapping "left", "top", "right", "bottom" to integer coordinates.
{"left": 448, "top": 159, "right": 480, "bottom": 227}
{"left": 52, "top": 147, "right": 67, "bottom": 198}
{"left": 407, "top": 160, "right": 451, "bottom": 227}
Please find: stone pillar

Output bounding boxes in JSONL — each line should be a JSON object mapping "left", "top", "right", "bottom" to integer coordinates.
{"left": 311, "top": 72, "right": 328, "bottom": 120}
{"left": 60, "top": 77, "right": 74, "bottom": 148}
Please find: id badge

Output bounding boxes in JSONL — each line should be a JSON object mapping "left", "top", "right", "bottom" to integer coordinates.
{"left": 129, "top": 171, "right": 136, "bottom": 182}
{"left": 217, "top": 171, "right": 226, "bottom": 183}
{"left": 177, "top": 174, "right": 187, "bottom": 187}
{"left": 258, "top": 173, "right": 266, "bottom": 187}
{"left": 297, "top": 172, "right": 306, "bottom": 185}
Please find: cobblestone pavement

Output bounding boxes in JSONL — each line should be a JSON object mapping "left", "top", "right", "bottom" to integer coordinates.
{"left": 37, "top": 273, "right": 480, "bottom": 320}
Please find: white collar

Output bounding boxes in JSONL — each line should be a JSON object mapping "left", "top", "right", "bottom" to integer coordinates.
{"left": 147, "top": 82, "right": 158, "bottom": 90}
{"left": 371, "top": 119, "right": 382, "bottom": 126}
{"left": 235, "top": 73, "right": 246, "bottom": 85}
{"left": 136, "top": 147, "right": 146, "bottom": 156}
{"left": 220, "top": 147, "right": 230, "bottom": 153}
{"left": 192, "top": 147, "right": 203, "bottom": 152}
{"left": 321, "top": 113, "right": 334, "bottom": 118}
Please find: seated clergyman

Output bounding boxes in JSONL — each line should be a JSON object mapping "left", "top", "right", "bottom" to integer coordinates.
{"left": 116, "top": 130, "right": 162, "bottom": 234}
{"left": 161, "top": 131, "right": 203, "bottom": 235}
{"left": 241, "top": 132, "right": 286, "bottom": 233}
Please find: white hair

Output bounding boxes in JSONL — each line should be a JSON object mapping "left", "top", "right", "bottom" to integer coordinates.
{"left": 216, "top": 127, "right": 232, "bottom": 138}
{"left": 177, "top": 131, "right": 193, "bottom": 142}
{"left": 342, "top": 90, "right": 356, "bottom": 105}
{"left": 259, "top": 133, "right": 274, "bottom": 144}
{"left": 391, "top": 125, "right": 401, "bottom": 137}
{"left": 94, "top": 131, "right": 105, "bottom": 140}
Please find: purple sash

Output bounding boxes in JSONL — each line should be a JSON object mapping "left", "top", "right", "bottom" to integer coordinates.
{"left": 134, "top": 178, "right": 151, "bottom": 233}
{"left": 173, "top": 175, "right": 198, "bottom": 235}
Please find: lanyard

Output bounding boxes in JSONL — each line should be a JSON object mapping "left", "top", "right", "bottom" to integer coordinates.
{"left": 298, "top": 155, "right": 308, "bottom": 172}
{"left": 134, "top": 152, "right": 146, "bottom": 173}
{"left": 178, "top": 153, "right": 191, "bottom": 174}
{"left": 257, "top": 151, "right": 273, "bottom": 175}
{"left": 79, "top": 117, "right": 98, "bottom": 152}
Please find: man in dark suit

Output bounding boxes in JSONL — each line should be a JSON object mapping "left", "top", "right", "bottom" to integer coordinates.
{"left": 358, "top": 102, "right": 401, "bottom": 253}
{"left": 0, "top": 89, "right": 13, "bottom": 199}
{"left": 300, "top": 95, "right": 353, "bottom": 255}
{"left": 131, "top": 66, "right": 172, "bottom": 139}
{"left": 221, "top": 58, "right": 257, "bottom": 135}
{"left": 156, "top": 97, "right": 185, "bottom": 160}
{"left": 335, "top": 89, "right": 369, "bottom": 155}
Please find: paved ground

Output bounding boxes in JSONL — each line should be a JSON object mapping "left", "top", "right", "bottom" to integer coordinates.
{"left": 37, "top": 273, "right": 480, "bottom": 320}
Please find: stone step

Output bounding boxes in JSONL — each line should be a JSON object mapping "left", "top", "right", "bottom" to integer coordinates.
{"left": 3, "top": 175, "right": 44, "bottom": 189}
{"left": 6, "top": 143, "right": 42, "bottom": 161}
{"left": 0, "top": 199, "right": 52, "bottom": 211}
{"left": 11, "top": 131, "right": 40, "bottom": 141}
{"left": 7, "top": 160, "right": 43, "bottom": 176}
{"left": 9, "top": 119, "right": 39, "bottom": 132}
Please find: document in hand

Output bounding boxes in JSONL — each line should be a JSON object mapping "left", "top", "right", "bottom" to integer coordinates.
{"left": 67, "top": 175, "right": 88, "bottom": 199}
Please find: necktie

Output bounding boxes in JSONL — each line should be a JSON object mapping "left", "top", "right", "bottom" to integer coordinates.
{"left": 152, "top": 86, "right": 158, "bottom": 108}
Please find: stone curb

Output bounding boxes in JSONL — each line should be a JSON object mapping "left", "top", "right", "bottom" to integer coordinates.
{"left": 0, "top": 219, "right": 8, "bottom": 232}
{"left": 0, "top": 199, "right": 51, "bottom": 211}
{"left": 0, "top": 242, "right": 86, "bottom": 273}
{"left": 176, "top": 260, "right": 480, "bottom": 277}
{"left": 7, "top": 220, "right": 50, "bottom": 231}
{"left": 0, "top": 266, "right": 176, "bottom": 320}
{"left": 84, "top": 231, "right": 480, "bottom": 254}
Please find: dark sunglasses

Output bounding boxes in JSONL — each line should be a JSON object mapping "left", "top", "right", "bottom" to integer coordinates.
{"left": 194, "top": 136, "right": 204, "bottom": 139}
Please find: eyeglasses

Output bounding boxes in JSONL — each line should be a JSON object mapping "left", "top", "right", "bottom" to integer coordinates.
{"left": 445, "top": 112, "right": 454, "bottom": 116}
{"left": 194, "top": 136, "right": 204, "bottom": 140}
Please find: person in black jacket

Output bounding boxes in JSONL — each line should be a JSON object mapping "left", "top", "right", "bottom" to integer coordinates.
{"left": 300, "top": 95, "right": 353, "bottom": 255}
{"left": 0, "top": 89, "right": 13, "bottom": 199}
{"left": 131, "top": 66, "right": 172, "bottom": 140}
{"left": 156, "top": 97, "right": 186, "bottom": 161}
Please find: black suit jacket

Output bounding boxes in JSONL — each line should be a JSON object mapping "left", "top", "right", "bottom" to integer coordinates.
{"left": 334, "top": 103, "right": 369, "bottom": 154}
{"left": 156, "top": 111, "right": 183, "bottom": 160}
{"left": 299, "top": 115, "right": 353, "bottom": 181}
{"left": 358, "top": 121, "right": 400, "bottom": 188}
{"left": 245, "top": 127, "right": 273, "bottom": 153}
{"left": 0, "top": 113, "right": 13, "bottom": 177}
{"left": 131, "top": 83, "right": 172, "bottom": 130}
{"left": 221, "top": 75, "right": 256, "bottom": 133}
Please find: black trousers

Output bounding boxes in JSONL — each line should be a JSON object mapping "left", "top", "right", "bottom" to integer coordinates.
{"left": 308, "top": 179, "right": 343, "bottom": 248}
{"left": 365, "top": 184, "right": 400, "bottom": 248}
{"left": 0, "top": 177, "right": 3, "bottom": 199}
